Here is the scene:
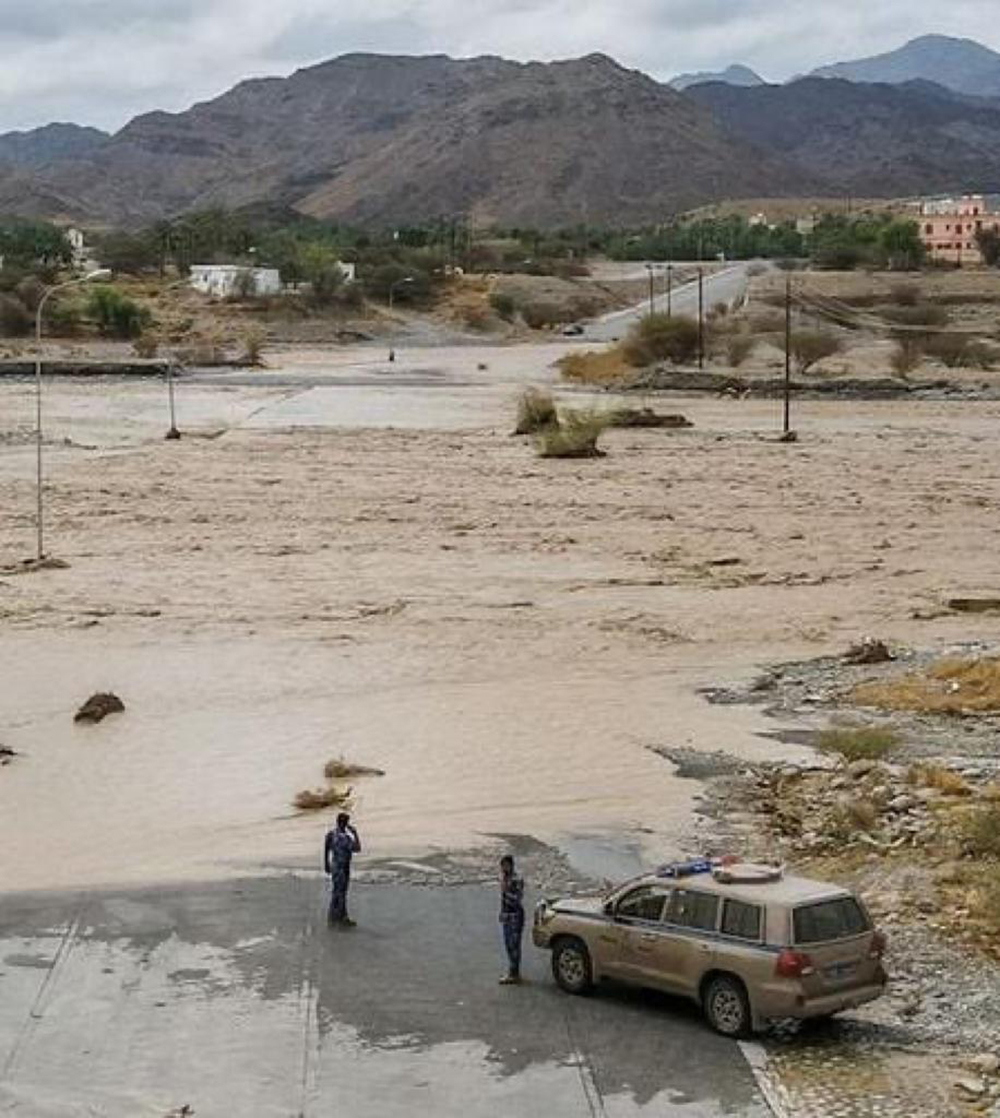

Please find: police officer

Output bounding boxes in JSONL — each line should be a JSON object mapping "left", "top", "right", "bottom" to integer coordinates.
{"left": 498, "top": 854, "right": 525, "bottom": 984}
{"left": 324, "top": 812, "right": 362, "bottom": 928}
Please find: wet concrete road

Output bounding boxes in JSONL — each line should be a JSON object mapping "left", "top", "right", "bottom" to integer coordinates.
{"left": 0, "top": 877, "right": 767, "bottom": 1117}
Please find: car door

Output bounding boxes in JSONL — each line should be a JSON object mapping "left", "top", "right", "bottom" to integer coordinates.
{"left": 635, "top": 887, "right": 720, "bottom": 997}
{"left": 601, "top": 885, "right": 671, "bottom": 983}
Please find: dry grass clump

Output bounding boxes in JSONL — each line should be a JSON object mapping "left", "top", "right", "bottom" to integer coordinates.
{"left": 907, "top": 763, "right": 973, "bottom": 797}
{"left": 817, "top": 724, "right": 899, "bottom": 761}
{"left": 830, "top": 797, "right": 879, "bottom": 838}
{"left": 622, "top": 314, "right": 700, "bottom": 367}
{"left": 323, "top": 757, "right": 385, "bottom": 780}
{"left": 535, "top": 409, "right": 608, "bottom": 459}
{"left": 557, "top": 347, "right": 630, "bottom": 385}
{"left": 605, "top": 408, "right": 692, "bottom": 429}
{"left": 293, "top": 785, "right": 352, "bottom": 812}
{"left": 725, "top": 333, "right": 756, "bottom": 368}
{"left": 241, "top": 328, "right": 267, "bottom": 366}
{"left": 514, "top": 388, "right": 558, "bottom": 434}
{"left": 959, "top": 802, "right": 1000, "bottom": 858}
{"left": 294, "top": 755, "right": 383, "bottom": 811}
{"left": 853, "top": 656, "right": 1000, "bottom": 714}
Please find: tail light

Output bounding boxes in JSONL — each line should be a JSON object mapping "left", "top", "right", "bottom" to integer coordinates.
{"left": 870, "top": 930, "right": 887, "bottom": 958}
{"left": 775, "top": 949, "right": 815, "bottom": 978}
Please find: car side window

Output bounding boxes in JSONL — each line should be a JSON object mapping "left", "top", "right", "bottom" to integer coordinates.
{"left": 665, "top": 889, "right": 719, "bottom": 932}
{"left": 616, "top": 886, "right": 667, "bottom": 922}
{"left": 720, "top": 899, "right": 762, "bottom": 941}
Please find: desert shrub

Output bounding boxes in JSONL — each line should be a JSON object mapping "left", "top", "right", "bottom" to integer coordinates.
{"left": 14, "top": 276, "right": 44, "bottom": 312}
{"left": 748, "top": 309, "right": 785, "bottom": 334}
{"left": 623, "top": 313, "right": 699, "bottom": 367}
{"left": 924, "top": 333, "right": 996, "bottom": 369}
{"left": 889, "top": 336, "right": 924, "bottom": 377}
{"left": 0, "top": 293, "right": 31, "bottom": 336}
{"left": 324, "top": 757, "right": 385, "bottom": 779}
{"left": 489, "top": 291, "right": 517, "bottom": 320}
{"left": 535, "top": 409, "right": 607, "bottom": 459}
{"left": 87, "top": 286, "right": 152, "bottom": 339}
{"left": 241, "top": 328, "right": 266, "bottom": 366}
{"left": 293, "top": 786, "right": 351, "bottom": 812}
{"left": 710, "top": 301, "right": 729, "bottom": 319}
{"left": 907, "top": 764, "right": 972, "bottom": 797}
{"left": 889, "top": 282, "right": 921, "bottom": 307}
{"left": 514, "top": 388, "right": 558, "bottom": 434}
{"left": 785, "top": 329, "right": 842, "bottom": 375}
{"left": 818, "top": 725, "right": 899, "bottom": 761}
{"left": 853, "top": 656, "right": 1000, "bottom": 714}
{"left": 557, "top": 347, "right": 630, "bottom": 385}
{"left": 45, "top": 299, "right": 84, "bottom": 337}
{"left": 606, "top": 408, "right": 692, "bottom": 429}
{"left": 520, "top": 300, "right": 568, "bottom": 329}
{"left": 880, "top": 303, "right": 949, "bottom": 331}
{"left": 830, "top": 797, "right": 880, "bottom": 837}
{"left": 178, "top": 334, "right": 227, "bottom": 366}
{"left": 726, "top": 333, "right": 756, "bottom": 368}
{"left": 960, "top": 802, "right": 1000, "bottom": 858}
{"left": 132, "top": 334, "right": 159, "bottom": 359}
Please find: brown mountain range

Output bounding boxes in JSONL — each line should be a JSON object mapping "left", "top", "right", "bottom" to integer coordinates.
{"left": 4, "top": 51, "right": 1000, "bottom": 230}
{"left": 0, "top": 53, "right": 816, "bottom": 228}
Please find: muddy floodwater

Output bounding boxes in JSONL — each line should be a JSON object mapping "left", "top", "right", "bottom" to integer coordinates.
{"left": 3, "top": 345, "right": 1000, "bottom": 892}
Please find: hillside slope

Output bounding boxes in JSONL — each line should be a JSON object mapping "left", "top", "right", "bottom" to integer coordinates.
{"left": 810, "top": 35, "right": 1000, "bottom": 99}
{"left": 0, "top": 53, "right": 817, "bottom": 227}
{"left": 687, "top": 77, "right": 1000, "bottom": 196}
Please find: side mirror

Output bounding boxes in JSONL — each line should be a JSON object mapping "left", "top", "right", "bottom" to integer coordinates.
{"left": 603, "top": 900, "right": 615, "bottom": 917}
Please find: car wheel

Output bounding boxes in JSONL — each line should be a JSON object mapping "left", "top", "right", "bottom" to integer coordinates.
{"left": 703, "top": 975, "right": 752, "bottom": 1038}
{"left": 552, "top": 938, "right": 593, "bottom": 995}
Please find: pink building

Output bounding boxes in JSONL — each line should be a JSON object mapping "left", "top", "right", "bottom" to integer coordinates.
{"left": 920, "top": 194, "right": 1000, "bottom": 266}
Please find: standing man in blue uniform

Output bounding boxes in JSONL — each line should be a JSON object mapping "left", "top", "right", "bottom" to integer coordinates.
{"left": 499, "top": 854, "right": 525, "bottom": 984}
{"left": 325, "top": 812, "right": 362, "bottom": 928}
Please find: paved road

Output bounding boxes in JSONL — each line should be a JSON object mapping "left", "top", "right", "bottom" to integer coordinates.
{"left": 584, "top": 266, "right": 750, "bottom": 343}
{"left": 0, "top": 876, "right": 769, "bottom": 1117}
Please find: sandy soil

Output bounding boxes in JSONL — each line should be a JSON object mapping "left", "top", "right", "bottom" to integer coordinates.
{"left": 3, "top": 355, "right": 1000, "bottom": 893}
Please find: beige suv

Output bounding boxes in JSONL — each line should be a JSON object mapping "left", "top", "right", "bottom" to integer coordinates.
{"left": 533, "top": 862, "right": 887, "bottom": 1037}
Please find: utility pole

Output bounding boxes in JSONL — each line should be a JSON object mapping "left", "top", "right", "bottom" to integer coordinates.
{"left": 697, "top": 268, "right": 705, "bottom": 370}
{"left": 666, "top": 263, "right": 673, "bottom": 317}
{"left": 783, "top": 275, "right": 792, "bottom": 435}
{"left": 646, "top": 264, "right": 655, "bottom": 317}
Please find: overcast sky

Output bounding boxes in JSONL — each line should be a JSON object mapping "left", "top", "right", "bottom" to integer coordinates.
{"left": 1, "top": 0, "right": 999, "bottom": 133}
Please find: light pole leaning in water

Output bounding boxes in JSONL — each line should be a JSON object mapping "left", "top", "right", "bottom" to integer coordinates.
{"left": 34, "top": 268, "right": 112, "bottom": 561}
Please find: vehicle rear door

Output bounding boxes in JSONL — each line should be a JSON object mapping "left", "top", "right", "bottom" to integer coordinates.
{"left": 792, "top": 895, "right": 881, "bottom": 997}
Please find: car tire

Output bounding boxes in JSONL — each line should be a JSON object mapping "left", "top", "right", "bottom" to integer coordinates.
{"left": 552, "top": 938, "right": 593, "bottom": 995}
{"left": 703, "top": 974, "right": 752, "bottom": 1038}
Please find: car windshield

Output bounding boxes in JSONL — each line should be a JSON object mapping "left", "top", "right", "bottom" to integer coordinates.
{"left": 794, "top": 897, "right": 870, "bottom": 944}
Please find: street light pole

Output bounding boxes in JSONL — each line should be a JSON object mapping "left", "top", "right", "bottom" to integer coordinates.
{"left": 388, "top": 276, "right": 414, "bottom": 312}
{"left": 34, "top": 268, "right": 112, "bottom": 561}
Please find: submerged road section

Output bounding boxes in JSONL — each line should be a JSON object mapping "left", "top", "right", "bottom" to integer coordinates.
{"left": 0, "top": 876, "right": 768, "bottom": 1117}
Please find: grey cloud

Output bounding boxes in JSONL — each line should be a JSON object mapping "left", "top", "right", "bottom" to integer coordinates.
{"left": 0, "top": 0, "right": 201, "bottom": 42}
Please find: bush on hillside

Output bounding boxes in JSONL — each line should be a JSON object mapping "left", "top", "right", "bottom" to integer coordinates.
{"left": 785, "top": 329, "right": 842, "bottom": 375}
{"left": 0, "top": 293, "right": 32, "bottom": 337}
{"left": 87, "top": 286, "right": 152, "bottom": 339}
{"left": 623, "top": 313, "right": 700, "bottom": 367}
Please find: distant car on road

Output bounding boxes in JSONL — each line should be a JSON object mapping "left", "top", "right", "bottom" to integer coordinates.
{"left": 533, "top": 860, "right": 887, "bottom": 1037}
{"left": 561, "top": 323, "right": 585, "bottom": 336}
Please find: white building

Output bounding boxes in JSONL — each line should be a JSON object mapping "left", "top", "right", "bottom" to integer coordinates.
{"left": 189, "top": 264, "right": 282, "bottom": 298}
{"left": 64, "top": 226, "right": 101, "bottom": 273}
